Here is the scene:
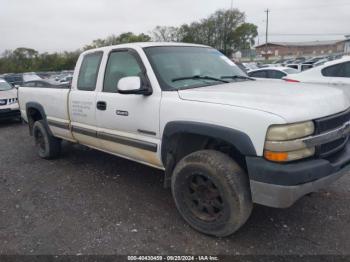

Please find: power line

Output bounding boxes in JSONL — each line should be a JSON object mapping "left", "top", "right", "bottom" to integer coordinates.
{"left": 258, "top": 33, "right": 349, "bottom": 36}
{"left": 271, "top": 2, "right": 350, "bottom": 11}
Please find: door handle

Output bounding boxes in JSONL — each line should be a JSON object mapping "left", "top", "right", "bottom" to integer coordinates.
{"left": 97, "top": 101, "right": 107, "bottom": 111}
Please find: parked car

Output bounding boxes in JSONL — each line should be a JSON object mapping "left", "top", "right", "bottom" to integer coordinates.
{"left": 248, "top": 67, "right": 299, "bottom": 80}
{"left": 0, "top": 78, "right": 20, "bottom": 121}
{"left": 242, "top": 62, "right": 259, "bottom": 72}
{"left": 59, "top": 75, "right": 73, "bottom": 84}
{"left": 283, "top": 56, "right": 350, "bottom": 83}
{"left": 22, "top": 80, "right": 70, "bottom": 89}
{"left": 3, "top": 74, "right": 24, "bottom": 87}
{"left": 19, "top": 43, "right": 350, "bottom": 237}
{"left": 285, "top": 63, "right": 313, "bottom": 72}
{"left": 4, "top": 73, "right": 42, "bottom": 87}
{"left": 304, "top": 56, "right": 326, "bottom": 65}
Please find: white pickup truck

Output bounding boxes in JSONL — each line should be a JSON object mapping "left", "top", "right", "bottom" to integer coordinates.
{"left": 19, "top": 43, "right": 350, "bottom": 237}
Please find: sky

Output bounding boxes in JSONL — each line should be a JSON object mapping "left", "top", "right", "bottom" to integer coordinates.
{"left": 0, "top": 0, "right": 349, "bottom": 54}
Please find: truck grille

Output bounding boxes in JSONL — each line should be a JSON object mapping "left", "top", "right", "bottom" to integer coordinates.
{"left": 315, "top": 108, "right": 350, "bottom": 158}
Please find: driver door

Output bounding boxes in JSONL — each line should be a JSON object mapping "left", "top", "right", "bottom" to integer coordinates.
{"left": 95, "top": 49, "right": 162, "bottom": 168}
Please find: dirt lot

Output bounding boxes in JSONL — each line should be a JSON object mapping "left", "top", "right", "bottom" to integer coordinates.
{"left": 0, "top": 121, "right": 349, "bottom": 255}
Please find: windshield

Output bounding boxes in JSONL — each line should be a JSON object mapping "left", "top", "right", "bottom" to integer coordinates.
{"left": 0, "top": 80, "right": 13, "bottom": 91}
{"left": 144, "top": 46, "right": 247, "bottom": 90}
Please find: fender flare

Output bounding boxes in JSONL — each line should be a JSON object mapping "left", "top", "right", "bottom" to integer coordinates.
{"left": 161, "top": 121, "right": 257, "bottom": 165}
{"left": 25, "top": 102, "right": 53, "bottom": 136}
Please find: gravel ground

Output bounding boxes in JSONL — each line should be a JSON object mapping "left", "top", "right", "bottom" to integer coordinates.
{"left": 0, "top": 121, "right": 349, "bottom": 255}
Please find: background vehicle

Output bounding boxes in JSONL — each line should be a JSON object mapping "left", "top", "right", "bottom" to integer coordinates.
{"left": 18, "top": 43, "right": 350, "bottom": 237}
{"left": 3, "top": 73, "right": 42, "bottom": 87}
{"left": 242, "top": 62, "right": 259, "bottom": 72}
{"left": 285, "top": 63, "right": 313, "bottom": 72}
{"left": 22, "top": 79, "right": 70, "bottom": 89}
{"left": 283, "top": 56, "right": 350, "bottom": 93}
{"left": 0, "top": 78, "right": 20, "bottom": 121}
{"left": 248, "top": 67, "right": 298, "bottom": 79}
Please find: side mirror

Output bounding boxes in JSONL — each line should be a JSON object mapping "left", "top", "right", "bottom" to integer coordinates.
{"left": 117, "top": 76, "right": 151, "bottom": 95}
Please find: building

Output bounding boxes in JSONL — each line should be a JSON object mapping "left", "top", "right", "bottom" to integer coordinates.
{"left": 255, "top": 38, "right": 350, "bottom": 59}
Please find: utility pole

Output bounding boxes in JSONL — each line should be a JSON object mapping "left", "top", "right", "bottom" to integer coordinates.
{"left": 231, "top": 0, "right": 233, "bottom": 10}
{"left": 265, "top": 9, "right": 270, "bottom": 59}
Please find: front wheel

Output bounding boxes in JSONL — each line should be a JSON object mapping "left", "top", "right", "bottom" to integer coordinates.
{"left": 33, "top": 120, "right": 61, "bottom": 159}
{"left": 171, "top": 150, "right": 252, "bottom": 237}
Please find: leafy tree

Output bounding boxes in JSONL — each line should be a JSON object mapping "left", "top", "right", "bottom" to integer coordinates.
{"left": 150, "top": 9, "right": 258, "bottom": 56}
{"left": 151, "top": 26, "right": 181, "bottom": 42}
{"left": 233, "top": 23, "right": 258, "bottom": 50}
{"left": 84, "top": 32, "right": 151, "bottom": 50}
{"left": 0, "top": 9, "right": 258, "bottom": 74}
{"left": 178, "top": 9, "right": 246, "bottom": 56}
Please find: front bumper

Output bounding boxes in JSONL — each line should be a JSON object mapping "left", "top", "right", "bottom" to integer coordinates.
{"left": 0, "top": 108, "right": 21, "bottom": 120}
{"left": 246, "top": 140, "right": 350, "bottom": 208}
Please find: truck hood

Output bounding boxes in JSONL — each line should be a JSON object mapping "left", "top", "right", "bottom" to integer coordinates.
{"left": 178, "top": 81, "right": 350, "bottom": 122}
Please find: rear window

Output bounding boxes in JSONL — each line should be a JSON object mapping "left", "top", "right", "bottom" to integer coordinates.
{"left": 322, "top": 62, "right": 350, "bottom": 78}
{"left": 77, "top": 52, "right": 103, "bottom": 91}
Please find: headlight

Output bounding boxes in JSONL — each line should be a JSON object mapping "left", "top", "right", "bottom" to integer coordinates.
{"left": 264, "top": 121, "right": 315, "bottom": 162}
{"left": 266, "top": 121, "right": 315, "bottom": 141}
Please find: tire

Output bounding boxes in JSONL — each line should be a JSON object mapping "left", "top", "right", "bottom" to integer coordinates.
{"left": 33, "top": 120, "right": 61, "bottom": 159}
{"left": 171, "top": 150, "right": 253, "bottom": 237}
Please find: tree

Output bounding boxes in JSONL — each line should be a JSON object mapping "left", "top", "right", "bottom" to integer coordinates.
{"left": 84, "top": 32, "right": 151, "bottom": 50}
{"left": 151, "top": 26, "right": 181, "bottom": 42}
{"left": 174, "top": 8, "right": 252, "bottom": 56}
{"left": 233, "top": 23, "right": 258, "bottom": 51}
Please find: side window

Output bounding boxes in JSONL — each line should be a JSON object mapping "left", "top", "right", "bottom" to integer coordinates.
{"left": 287, "top": 65, "right": 298, "bottom": 70}
{"left": 77, "top": 52, "right": 103, "bottom": 91}
{"left": 36, "top": 82, "right": 45, "bottom": 87}
{"left": 342, "top": 62, "right": 350, "bottom": 77}
{"left": 268, "top": 70, "right": 286, "bottom": 79}
{"left": 249, "top": 70, "right": 267, "bottom": 78}
{"left": 103, "top": 50, "right": 142, "bottom": 93}
{"left": 23, "top": 82, "right": 35, "bottom": 87}
{"left": 322, "top": 63, "right": 345, "bottom": 77}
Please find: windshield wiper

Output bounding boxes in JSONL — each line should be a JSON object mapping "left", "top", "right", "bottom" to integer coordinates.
{"left": 221, "top": 75, "right": 255, "bottom": 81}
{"left": 172, "top": 75, "right": 229, "bottom": 83}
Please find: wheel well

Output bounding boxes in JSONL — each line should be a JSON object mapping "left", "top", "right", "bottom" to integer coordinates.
{"left": 27, "top": 107, "right": 43, "bottom": 135}
{"left": 163, "top": 132, "right": 247, "bottom": 188}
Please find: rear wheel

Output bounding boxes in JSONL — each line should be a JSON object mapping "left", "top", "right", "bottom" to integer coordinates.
{"left": 33, "top": 120, "right": 61, "bottom": 159}
{"left": 171, "top": 150, "right": 252, "bottom": 237}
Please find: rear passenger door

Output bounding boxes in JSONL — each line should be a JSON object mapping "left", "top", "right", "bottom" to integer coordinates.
{"left": 69, "top": 51, "right": 103, "bottom": 148}
{"left": 95, "top": 49, "right": 162, "bottom": 168}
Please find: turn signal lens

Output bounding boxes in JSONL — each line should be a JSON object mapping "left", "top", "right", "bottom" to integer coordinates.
{"left": 264, "top": 147, "right": 315, "bottom": 162}
{"left": 264, "top": 151, "right": 289, "bottom": 162}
